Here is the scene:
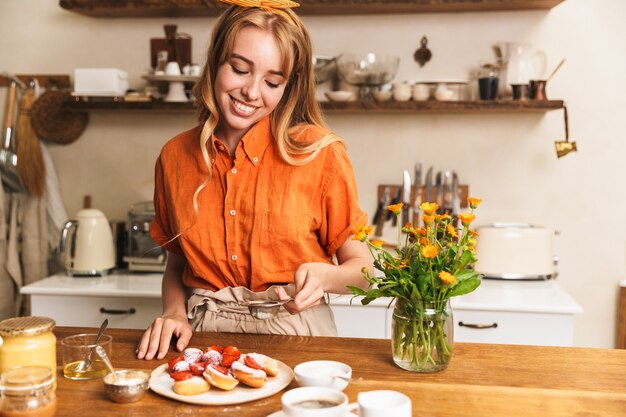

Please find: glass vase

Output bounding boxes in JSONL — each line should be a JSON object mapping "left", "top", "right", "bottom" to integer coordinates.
{"left": 391, "top": 298, "right": 453, "bottom": 372}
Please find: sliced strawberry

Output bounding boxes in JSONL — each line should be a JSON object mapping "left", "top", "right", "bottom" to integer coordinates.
{"left": 221, "top": 345, "right": 241, "bottom": 367}
{"left": 206, "top": 344, "right": 223, "bottom": 354}
{"left": 210, "top": 364, "right": 229, "bottom": 375}
{"left": 168, "top": 356, "right": 185, "bottom": 372}
{"left": 244, "top": 355, "right": 263, "bottom": 370}
{"left": 222, "top": 345, "right": 240, "bottom": 356}
{"left": 169, "top": 371, "right": 193, "bottom": 382}
{"left": 190, "top": 362, "right": 207, "bottom": 376}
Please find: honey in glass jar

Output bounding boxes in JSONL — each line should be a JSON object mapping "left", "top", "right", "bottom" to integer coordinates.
{"left": 0, "top": 366, "right": 56, "bottom": 417}
{"left": 0, "top": 317, "right": 56, "bottom": 382}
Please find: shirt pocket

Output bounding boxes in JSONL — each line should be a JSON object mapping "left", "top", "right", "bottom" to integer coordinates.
{"left": 259, "top": 211, "right": 313, "bottom": 274}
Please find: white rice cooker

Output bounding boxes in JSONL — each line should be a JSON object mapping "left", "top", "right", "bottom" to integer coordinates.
{"left": 474, "top": 223, "right": 558, "bottom": 280}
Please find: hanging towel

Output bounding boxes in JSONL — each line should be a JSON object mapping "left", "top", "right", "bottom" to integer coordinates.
{"left": 40, "top": 142, "right": 68, "bottom": 250}
{"left": 0, "top": 179, "right": 16, "bottom": 319}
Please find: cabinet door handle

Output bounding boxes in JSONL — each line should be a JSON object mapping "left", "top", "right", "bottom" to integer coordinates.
{"left": 100, "top": 307, "right": 136, "bottom": 315}
{"left": 458, "top": 321, "right": 498, "bottom": 329}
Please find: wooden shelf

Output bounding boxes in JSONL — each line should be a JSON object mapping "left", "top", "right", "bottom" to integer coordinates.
{"left": 64, "top": 98, "right": 564, "bottom": 114}
{"left": 59, "top": 0, "right": 566, "bottom": 18}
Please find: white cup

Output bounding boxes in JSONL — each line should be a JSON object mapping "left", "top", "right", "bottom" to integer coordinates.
{"left": 281, "top": 387, "right": 352, "bottom": 417}
{"left": 164, "top": 61, "right": 181, "bottom": 76}
{"left": 357, "top": 390, "right": 412, "bottom": 417}
{"left": 190, "top": 64, "right": 202, "bottom": 76}
{"left": 412, "top": 83, "right": 430, "bottom": 101}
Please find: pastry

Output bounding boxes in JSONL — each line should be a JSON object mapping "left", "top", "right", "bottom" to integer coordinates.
{"left": 201, "top": 349, "right": 222, "bottom": 365}
{"left": 231, "top": 360, "right": 267, "bottom": 388}
{"left": 173, "top": 375, "right": 210, "bottom": 395}
{"left": 244, "top": 353, "right": 279, "bottom": 377}
{"left": 203, "top": 364, "right": 239, "bottom": 391}
{"left": 183, "top": 347, "right": 204, "bottom": 364}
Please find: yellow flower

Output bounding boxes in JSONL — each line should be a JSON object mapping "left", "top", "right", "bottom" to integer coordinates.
{"left": 468, "top": 229, "right": 479, "bottom": 237}
{"left": 458, "top": 213, "right": 476, "bottom": 226}
{"left": 468, "top": 197, "right": 482, "bottom": 209}
{"left": 383, "top": 261, "right": 396, "bottom": 270}
{"left": 401, "top": 223, "right": 414, "bottom": 234}
{"left": 436, "top": 213, "right": 451, "bottom": 221}
{"left": 419, "top": 237, "right": 429, "bottom": 245}
{"left": 446, "top": 224, "right": 458, "bottom": 237}
{"left": 467, "top": 238, "right": 477, "bottom": 247}
{"left": 398, "top": 259, "right": 409, "bottom": 269}
{"left": 352, "top": 224, "right": 373, "bottom": 242}
{"left": 438, "top": 271, "right": 457, "bottom": 285}
{"left": 387, "top": 202, "right": 404, "bottom": 215}
{"left": 421, "top": 244, "right": 438, "bottom": 259}
{"left": 420, "top": 202, "right": 439, "bottom": 215}
{"left": 370, "top": 239, "right": 384, "bottom": 248}
{"left": 422, "top": 214, "right": 435, "bottom": 224}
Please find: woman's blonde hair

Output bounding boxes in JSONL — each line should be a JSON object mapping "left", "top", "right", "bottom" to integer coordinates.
{"left": 190, "top": 5, "right": 342, "bottom": 211}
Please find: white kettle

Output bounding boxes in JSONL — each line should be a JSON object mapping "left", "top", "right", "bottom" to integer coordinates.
{"left": 60, "top": 209, "right": 116, "bottom": 276}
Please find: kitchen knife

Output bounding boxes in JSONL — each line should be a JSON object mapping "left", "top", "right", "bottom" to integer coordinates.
{"left": 390, "top": 185, "right": 402, "bottom": 226}
{"left": 435, "top": 171, "right": 443, "bottom": 214}
{"left": 424, "top": 166, "right": 433, "bottom": 203}
{"left": 412, "top": 162, "right": 423, "bottom": 226}
{"left": 452, "top": 171, "right": 461, "bottom": 218}
{"left": 443, "top": 170, "right": 453, "bottom": 215}
{"left": 374, "top": 186, "right": 390, "bottom": 237}
{"left": 401, "top": 169, "right": 412, "bottom": 227}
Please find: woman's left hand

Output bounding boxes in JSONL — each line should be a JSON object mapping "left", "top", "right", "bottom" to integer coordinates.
{"left": 275, "top": 262, "right": 332, "bottom": 314}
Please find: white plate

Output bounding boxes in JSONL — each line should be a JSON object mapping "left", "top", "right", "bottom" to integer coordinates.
{"left": 149, "top": 361, "right": 294, "bottom": 405}
{"left": 268, "top": 411, "right": 358, "bottom": 417}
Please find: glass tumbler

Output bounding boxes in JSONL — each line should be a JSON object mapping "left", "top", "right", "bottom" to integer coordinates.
{"left": 61, "top": 333, "right": 113, "bottom": 380}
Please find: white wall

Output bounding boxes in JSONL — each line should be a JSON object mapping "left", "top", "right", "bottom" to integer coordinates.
{"left": 1, "top": 0, "right": 624, "bottom": 348}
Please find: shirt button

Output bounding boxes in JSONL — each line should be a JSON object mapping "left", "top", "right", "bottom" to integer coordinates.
{"left": 252, "top": 157, "right": 259, "bottom": 163}
{"left": 219, "top": 145, "right": 225, "bottom": 151}
{"left": 231, "top": 255, "right": 238, "bottom": 261}
{"left": 231, "top": 168, "right": 237, "bottom": 174}
{"left": 229, "top": 210, "right": 236, "bottom": 216}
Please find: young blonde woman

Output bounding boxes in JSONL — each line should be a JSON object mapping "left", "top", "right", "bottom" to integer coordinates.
{"left": 137, "top": 0, "right": 372, "bottom": 360}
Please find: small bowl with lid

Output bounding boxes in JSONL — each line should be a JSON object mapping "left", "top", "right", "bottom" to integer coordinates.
{"left": 294, "top": 360, "right": 352, "bottom": 391}
{"left": 103, "top": 369, "right": 150, "bottom": 403}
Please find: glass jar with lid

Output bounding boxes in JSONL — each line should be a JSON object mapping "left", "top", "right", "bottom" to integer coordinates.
{"left": 0, "top": 366, "right": 57, "bottom": 417}
{"left": 0, "top": 317, "right": 56, "bottom": 382}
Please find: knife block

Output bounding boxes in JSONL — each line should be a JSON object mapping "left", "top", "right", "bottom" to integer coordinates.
{"left": 377, "top": 184, "right": 469, "bottom": 209}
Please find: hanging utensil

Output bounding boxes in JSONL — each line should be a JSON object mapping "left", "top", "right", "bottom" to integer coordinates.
{"left": 16, "top": 80, "right": 46, "bottom": 196}
{"left": 401, "top": 169, "right": 412, "bottom": 226}
{"left": 0, "top": 79, "right": 24, "bottom": 193}
{"left": 546, "top": 58, "right": 565, "bottom": 83}
{"left": 374, "top": 186, "right": 390, "bottom": 237}
{"left": 555, "top": 106, "right": 577, "bottom": 158}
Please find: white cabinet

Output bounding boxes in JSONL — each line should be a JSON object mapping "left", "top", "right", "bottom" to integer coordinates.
{"left": 21, "top": 273, "right": 163, "bottom": 329}
{"left": 22, "top": 273, "right": 582, "bottom": 345}
{"left": 329, "top": 279, "right": 582, "bottom": 346}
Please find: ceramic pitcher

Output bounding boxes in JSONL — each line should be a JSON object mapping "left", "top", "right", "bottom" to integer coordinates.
{"left": 499, "top": 42, "right": 547, "bottom": 97}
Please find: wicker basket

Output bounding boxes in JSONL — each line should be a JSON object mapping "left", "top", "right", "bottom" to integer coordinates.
{"left": 30, "top": 90, "right": 89, "bottom": 144}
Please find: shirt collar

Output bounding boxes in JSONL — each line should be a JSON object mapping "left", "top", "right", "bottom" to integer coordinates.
{"left": 211, "top": 116, "right": 272, "bottom": 166}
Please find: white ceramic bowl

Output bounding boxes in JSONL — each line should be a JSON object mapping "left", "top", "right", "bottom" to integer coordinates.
{"left": 294, "top": 360, "right": 352, "bottom": 391}
{"left": 324, "top": 90, "right": 353, "bottom": 102}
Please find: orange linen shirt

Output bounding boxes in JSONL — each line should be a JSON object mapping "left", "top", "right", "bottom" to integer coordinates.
{"left": 150, "top": 116, "right": 367, "bottom": 292}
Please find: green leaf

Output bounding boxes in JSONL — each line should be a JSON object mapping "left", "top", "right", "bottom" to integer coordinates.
{"left": 448, "top": 276, "right": 481, "bottom": 297}
{"left": 455, "top": 269, "right": 478, "bottom": 282}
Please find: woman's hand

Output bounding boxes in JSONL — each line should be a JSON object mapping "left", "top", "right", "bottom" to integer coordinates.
{"left": 136, "top": 252, "right": 191, "bottom": 360}
{"left": 276, "top": 262, "right": 333, "bottom": 314}
{"left": 136, "top": 312, "right": 192, "bottom": 360}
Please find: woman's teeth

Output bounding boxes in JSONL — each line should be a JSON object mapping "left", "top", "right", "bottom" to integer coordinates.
{"left": 233, "top": 98, "right": 256, "bottom": 114}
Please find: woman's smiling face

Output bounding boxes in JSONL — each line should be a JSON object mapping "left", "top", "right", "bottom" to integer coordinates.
{"left": 214, "top": 25, "right": 289, "bottom": 143}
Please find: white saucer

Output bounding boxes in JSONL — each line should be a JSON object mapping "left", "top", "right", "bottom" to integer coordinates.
{"left": 268, "top": 411, "right": 357, "bottom": 417}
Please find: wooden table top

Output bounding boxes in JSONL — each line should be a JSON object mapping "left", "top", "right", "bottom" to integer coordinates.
{"left": 52, "top": 327, "right": 626, "bottom": 417}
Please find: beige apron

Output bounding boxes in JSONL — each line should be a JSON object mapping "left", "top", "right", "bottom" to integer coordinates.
{"left": 187, "top": 284, "right": 337, "bottom": 336}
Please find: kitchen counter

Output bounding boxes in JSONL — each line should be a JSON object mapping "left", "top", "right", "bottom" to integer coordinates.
{"left": 51, "top": 326, "right": 626, "bottom": 417}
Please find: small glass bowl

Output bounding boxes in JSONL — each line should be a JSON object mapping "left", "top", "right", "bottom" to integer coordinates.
{"left": 103, "top": 370, "right": 150, "bottom": 403}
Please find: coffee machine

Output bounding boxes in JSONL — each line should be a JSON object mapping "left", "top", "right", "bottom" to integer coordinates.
{"left": 124, "top": 201, "right": 167, "bottom": 272}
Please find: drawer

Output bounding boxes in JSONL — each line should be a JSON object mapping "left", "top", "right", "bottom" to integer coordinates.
{"left": 453, "top": 309, "right": 575, "bottom": 346}
{"left": 29, "top": 295, "right": 161, "bottom": 329}
{"left": 330, "top": 304, "right": 391, "bottom": 339}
